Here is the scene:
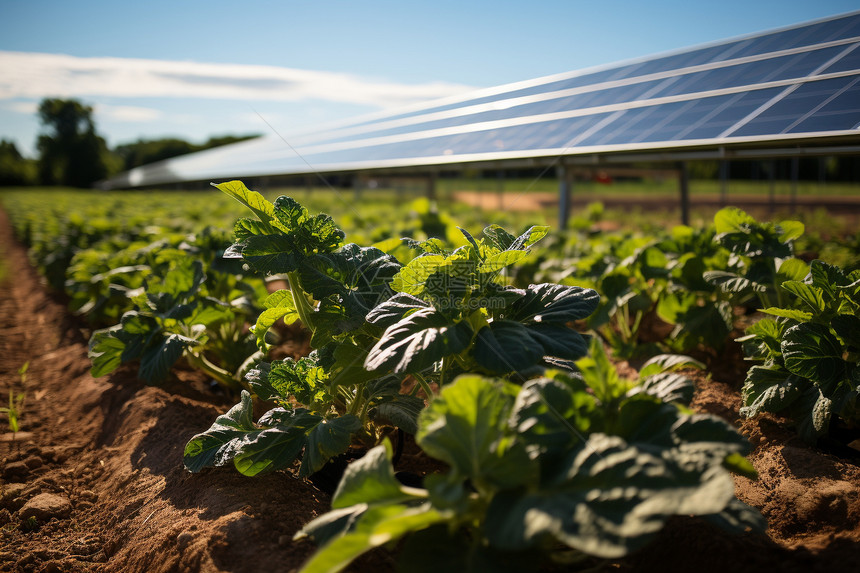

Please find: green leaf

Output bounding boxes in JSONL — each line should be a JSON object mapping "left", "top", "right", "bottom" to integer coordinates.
{"left": 239, "top": 233, "right": 304, "bottom": 274}
{"left": 252, "top": 289, "right": 299, "bottom": 349}
{"left": 780, "top": 281, "right": 825, "bottom": 314}
{"left": 484, "top": 432, "right": 735, "bottom": 558}
{"left": 511, "top": 378, "right": 595, "bottom": 450}
{"left": 481, "top": 224, "right": 518, "bottom": 251}
{"left": 832, "top": 314, "right": 860, "bottom": 349}
{"left": 138, "top": 333, "right": 194, "bottom": 383}
{"left": 739, "top": 365, "right": 805, "bottom": 418}
{"left": 778, "top": 220, "right": 805, "bottom": 243}
{"left": 760, "top": 307, "right": 813, "bottom": 321}
{"left": 633, "top": 373, "right": 696, "bottom": 405}
{"left": 391, "top": 255, "right": 449, "bottom": 295}
{"left": 183, "top": 391, "right": 256, "bottom": 472}
{"left": 510, "top": 225, "right": 549, "bottom": 250}
{"left": 782, "top": 323, "right": 845, "bottom": 387}
{"left": 416, "top": 375, "right": 534, "bottom": 490}
{"left": 213, "top": 180, "right": 278, "bottom": 227}
{"left": 477, "top": 250, "right": 527, "bottom": 273}
{"left": 507, "top": 283, "right": 600, "bottom": 324}
{"left": 332, "top": 441, "right": 422, "bottom": 509}
{"left": 88, "top": 325, "right": 127, "bottom": 378}
{"left": 298, "top": 504, "right": 445, "bottom": 573}
{"left": 369, "top": 395, "right": 425, "bottom": 434}
{"left": 231, "top": 408, "right": 323, "bottom": 476}
{"left": 638, "top": 354, "right": 705, "bottom": 379}
{"left": 365, "top": 293, "right": 430, "bottom": 328}
{"left": 299, "top": 414, "right": 362, "bottom": 477}
{"left": 473, "top": 321, "right": 545, "bottom": 374}
{"left": 365, "top": 308, "right": 472, "bottom": 374}
{"left": 713, "top": 206, "right": 756, "bottom": 234}
{"left": 775, "top": 257, "right": 809, "bottom": 283}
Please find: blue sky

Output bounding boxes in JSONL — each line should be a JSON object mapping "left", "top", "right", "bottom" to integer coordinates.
{"left": 1, "top": 0, "right": 857, "bottom": 157}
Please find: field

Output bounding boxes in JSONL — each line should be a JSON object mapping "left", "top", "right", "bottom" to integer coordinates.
{"left": 1, "top": 183, "right": 860, "bottom": 572}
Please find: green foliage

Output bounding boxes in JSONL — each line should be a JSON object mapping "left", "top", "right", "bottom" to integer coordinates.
{"left": 0, "top": 390, "right": 25, "bottom": 434}
{"left": 184, "top": 181, "right": 598, "bottom": 478}
{"left": 88, "top": 256, "right": 258, "bottom": 389}
{"left": 739, "top": 260, "right": 860, "bottom": 442}
{"left": 297, "top": 343, "right": 760, "bottom": 571}
{"left": 704, "top": 207, "right": 807, "bottom": 309}
{"left": 0, "top": 140, "right": 35, "bottom": 186}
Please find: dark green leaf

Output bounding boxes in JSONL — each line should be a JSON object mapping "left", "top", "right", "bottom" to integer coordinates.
{"left": 473, "top": 321, "right": 545, "bottom": 374}
{"left": 782, "top": 323, "right": 845, "bottom": 387}
{"left": 365, "top": 308, "right": 472, "bottom": 373}
{"left": 507, "top": 283, "right": 600, "bottom": 324}
{"left": 299, "top": 414, "right": 362, "bottom": 477}
{"left": 138, "top": 333, "right": 194, "bottom": 383}
{"left": 739, "top": 365, "right": 805, "bottom": 418}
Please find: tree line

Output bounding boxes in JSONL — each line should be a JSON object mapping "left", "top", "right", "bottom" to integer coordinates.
{"left": 0, "top": 98, "right": 258, "bottom": 187}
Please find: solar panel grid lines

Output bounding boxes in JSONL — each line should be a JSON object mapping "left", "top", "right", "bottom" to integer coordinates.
{"left": 289, "top": 34, "right": 860, "bottom": 150}
{"left": 718, "top": 39, "right": 860, "bottom": 138}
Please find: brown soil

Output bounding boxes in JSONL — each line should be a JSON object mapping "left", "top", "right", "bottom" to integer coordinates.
{"left": 2, "top": 208, "right": 860, "bottom": 572}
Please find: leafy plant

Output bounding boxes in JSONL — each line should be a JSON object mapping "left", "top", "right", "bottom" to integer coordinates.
{"left": 184, "top": 181, "right": 600, "bottom": 479}
{"left": 738, "top": 260, "right": 860, "bottom": 443}
{"left": 1, "top": 390, "right": 25, "bottom": 434}
{"left": 88, "top": 254, "right": 260, "bottom": 390}
{"left": 295, "top": 340, "right": 760, "bottom": 572}
{"left": 704, "top": 206, "right": 807, "bottom": 310}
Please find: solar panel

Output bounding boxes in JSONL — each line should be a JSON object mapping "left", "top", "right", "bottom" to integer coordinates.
{"left": 106, "top": 10, "right": 860, "bottom": 189}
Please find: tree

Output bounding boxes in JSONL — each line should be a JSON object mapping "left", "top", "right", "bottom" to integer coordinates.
{"left": 0, "top": 140, "right": 35, "bottom": 186}
{"left": 37, "top": 98, "right": 109, "bottom": 187}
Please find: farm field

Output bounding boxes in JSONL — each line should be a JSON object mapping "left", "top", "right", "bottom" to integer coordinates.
{"left": 1, "top": 184, "right": 860, "bottom": 572}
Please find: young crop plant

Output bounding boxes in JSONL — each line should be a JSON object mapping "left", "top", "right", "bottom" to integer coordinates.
{"left": 295, "top": 339, "right": 762, "bottom": 573}
{"left": 88, "top": 254, "right": 262, "bottom": 390}
{"left": 704, "top": 206, "right": 809, "bottom": 311}
{"left": 183, "top": 181, "right": 600, "bottom": 480}
{"left": 738, "top": 260, "right": 860, "bottom": 444}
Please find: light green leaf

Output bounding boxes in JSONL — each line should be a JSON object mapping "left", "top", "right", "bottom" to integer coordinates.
{"left": 332, "top": 441, "right": 423, "bottom": 509}
{"left": 417, "top": 375, "right": 534, "bottom": 490}
{"left": 391, "top": 255, "right": 449, "bottom": 295}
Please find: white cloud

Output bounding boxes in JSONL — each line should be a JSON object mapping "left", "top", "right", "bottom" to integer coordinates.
{"left": 0, "top": 51, "right": 475, "bottom": 109}
{"left": 2, "top": 101, "right": 38, "bottom": 114}
{"left": 95, "top": 104, "right": 164, "bottom": 122}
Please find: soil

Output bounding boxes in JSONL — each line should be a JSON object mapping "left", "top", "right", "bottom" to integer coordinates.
{"left": 1, "top": 206, "right": 860, "bottom": 572}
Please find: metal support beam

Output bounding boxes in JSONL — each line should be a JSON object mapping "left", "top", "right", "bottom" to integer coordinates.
{"left": 678, "top": 162, "right": 690, "bottom": 226}
{"left": 497, "top": 169, "right": 505, "bottom": 210}
{"left": 557, "top": 164, "right": 571, "bottom": 229}
{"left": 719, "top": 160, "right": 728, "bottom": 206}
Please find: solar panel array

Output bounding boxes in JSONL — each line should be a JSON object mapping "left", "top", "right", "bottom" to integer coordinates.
{"left": 110, "top": 11, "right": 860, "bottom": 188}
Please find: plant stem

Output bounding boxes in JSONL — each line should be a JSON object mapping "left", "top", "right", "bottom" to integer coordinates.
{"left": 412, "top": 372, "right": 435, "bottom": 401}
{"left": 286, "top": 270, "right": 316, "bottom": 333}
{"left": 186, "top": 352, "right": 239, "bottom": 391}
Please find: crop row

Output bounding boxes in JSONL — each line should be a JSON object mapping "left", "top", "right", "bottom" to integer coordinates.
{"left": 2, "top": 184, "right": 859, "bottom": 570}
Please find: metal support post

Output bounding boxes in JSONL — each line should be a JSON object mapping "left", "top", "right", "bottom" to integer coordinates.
{"left": 719, "top": 160, "right": 728, "bottom": 206}
{"left": 790, "top": 157, "right": 799, "bottom": 211}
{"left": 678, "top": 162, "right": 690, "bottom": 226}
{"left": 557, "top": 164, "right": 571, "bottom": 229}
